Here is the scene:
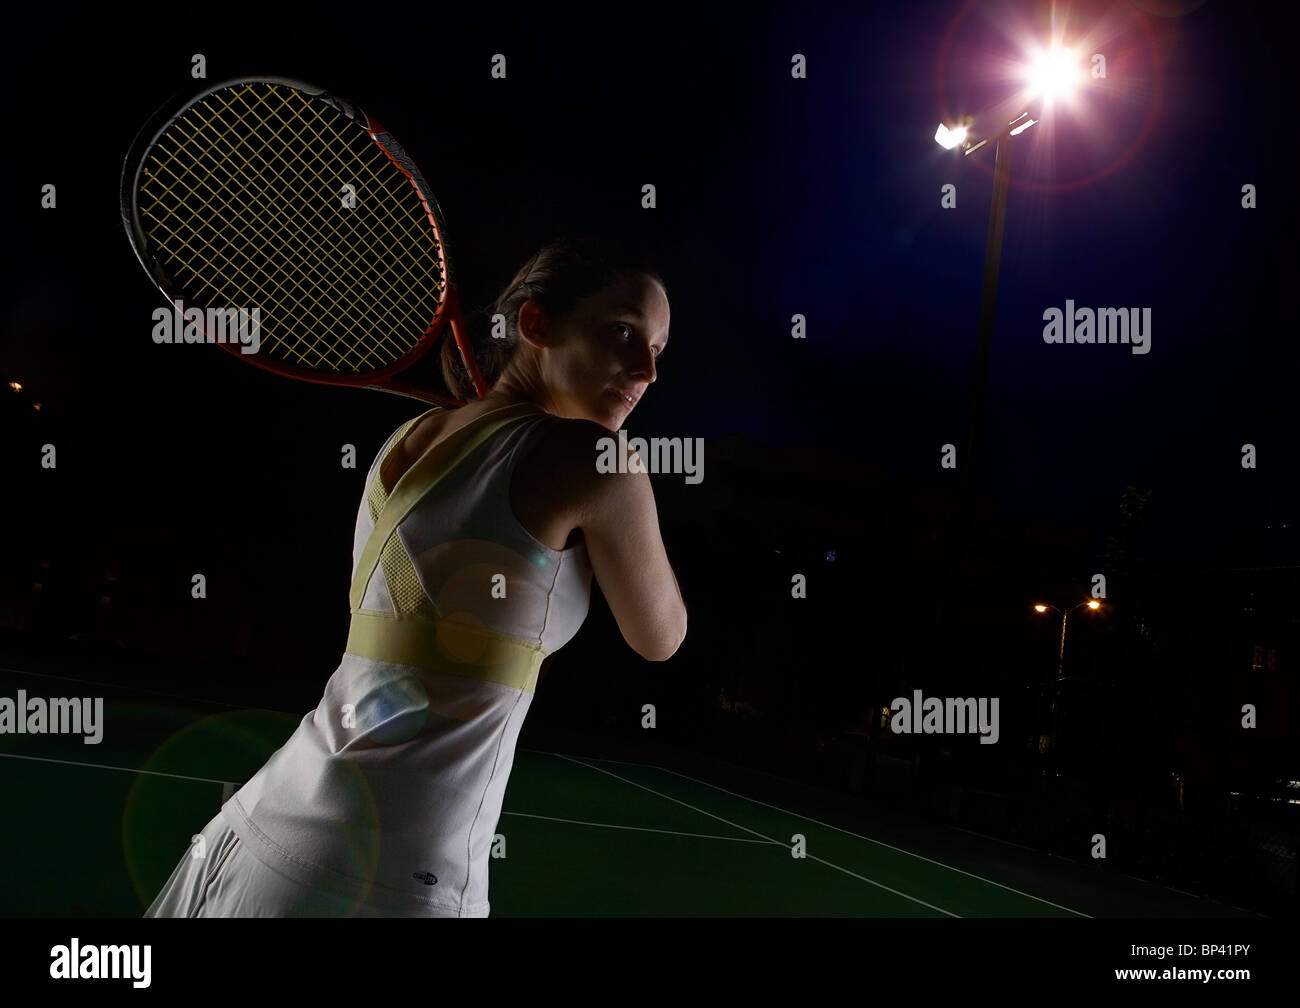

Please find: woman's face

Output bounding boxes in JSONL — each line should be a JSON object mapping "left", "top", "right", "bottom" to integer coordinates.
{"left": 523, "top": 273, "right": 670, "bottom": 431}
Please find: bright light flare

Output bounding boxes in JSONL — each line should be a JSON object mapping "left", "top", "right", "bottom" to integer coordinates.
{"left": 1033, "top": 604, "right": 1048, "bottom": 613}
{"left": 1087, "top": 600, "right": 1101, "bottom": 609}
{"left": 1023, "top": 45, "right": 1081, "bottom": 105}
{"left": 934, "top": 122, "right": 968, "bottom": 149}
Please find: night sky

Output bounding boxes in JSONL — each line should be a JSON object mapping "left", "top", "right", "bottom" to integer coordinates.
{"left": 2, "top": 0, "right": 1294, "bottom": 693}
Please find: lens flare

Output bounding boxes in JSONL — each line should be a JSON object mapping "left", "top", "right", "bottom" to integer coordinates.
{"left": 1023, "top": 45, "right": 1081, "bottom": 105}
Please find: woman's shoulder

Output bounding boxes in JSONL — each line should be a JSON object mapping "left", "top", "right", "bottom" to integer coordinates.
{"left": 532, "top": 414, "right": 620, "bottom": 468}
{"left": 513, "top": 414, "right": 630, "bottom": 524}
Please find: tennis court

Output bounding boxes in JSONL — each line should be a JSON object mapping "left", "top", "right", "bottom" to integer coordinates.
{"left": 0, "top": 662, "right": 1254, "bottom": 917}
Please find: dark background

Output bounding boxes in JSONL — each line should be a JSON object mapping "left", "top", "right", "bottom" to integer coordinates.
{"left": 2, "top": 0, "right": 1296, "bottom": 913}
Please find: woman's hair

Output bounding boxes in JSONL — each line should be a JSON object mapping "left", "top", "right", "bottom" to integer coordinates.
{"left": 441, "top": 234, "right": 667, "bottom": 403}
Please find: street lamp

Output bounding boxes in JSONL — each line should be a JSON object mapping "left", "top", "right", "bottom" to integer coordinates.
{"left": 1031, "top": 597, "right": 1101, "bottom": 768}
{"left": 1032, "top": 600, "right": 1102, "bottom": 679}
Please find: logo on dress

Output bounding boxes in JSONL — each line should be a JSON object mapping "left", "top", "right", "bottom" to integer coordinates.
{"left": 412, "top": 871, "right": 438, "bottom": 886}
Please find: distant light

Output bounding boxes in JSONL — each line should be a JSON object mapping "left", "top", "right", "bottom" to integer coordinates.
{"left": 7, "top": 381, "right": 20, "bottom": 392}
{"left": 825, "top": 550, "right": 836, "bottom": 563}
{"left": 934, "top": 122, "right": 967, "bottom": 149}
{"left": 1087, "top": 601, "right": 1101, "bottom": 610}
{"left": 1033, "top": 604, "right": 1048, "bottom": 613}
{"left": 32, "top": 402, "right": 41, "bottom": 411}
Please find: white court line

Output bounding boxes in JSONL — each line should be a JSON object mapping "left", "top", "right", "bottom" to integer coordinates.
{"left": 546, "top": 750, "right": 1089, "bottom": 918}
{"left": 0, "top": 749, "right": 237, "bottom": 787}
{"left": 554, "top": 753, "right": 958, "bottom": 917}
{"left": 502, "top": 810, "right": 779, "bottom": 844}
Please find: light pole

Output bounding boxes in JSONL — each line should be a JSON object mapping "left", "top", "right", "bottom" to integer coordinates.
{"left": 928, "top": 44, "right": 1087, "bottom": 677}
{"left": 935, "top": 43, "right": 1085, "bottom": 503}
{"left": 1031, "top": 598, "right": 1102, "bottom": 766}
{"left": 1033, "top": 600, "right": 1102, "bottom": 679}
{"left": 1029, "top": 598, "right": 1102, "bottom": 764}
{"left": 936, "top": 112, "right": 1027, "bottom": 504}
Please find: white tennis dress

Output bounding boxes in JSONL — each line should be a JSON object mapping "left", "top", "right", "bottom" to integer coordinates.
{"left": 146, "top": 402, "right": 593, "bottom": 917}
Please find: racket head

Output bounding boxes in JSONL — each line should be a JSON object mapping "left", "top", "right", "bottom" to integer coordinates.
{"left": 120, "top": 76, "right": 486, "bottom": 406}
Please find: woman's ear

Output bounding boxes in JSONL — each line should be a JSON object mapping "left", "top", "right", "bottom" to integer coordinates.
{"left": 517, "top": 299, "right": 545, "bottom": 348}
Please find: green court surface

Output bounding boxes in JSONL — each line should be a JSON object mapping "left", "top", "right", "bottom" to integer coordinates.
{"left": 0, "top": 665, "right": 1257, "bottom": 917}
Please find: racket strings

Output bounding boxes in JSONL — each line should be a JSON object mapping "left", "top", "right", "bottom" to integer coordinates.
{"left": 144, "top": 103, "right": 406, "bottom": 367}
{"left": 143, "top": 123, "right": 420, "bottom": 373}
{"left": 148, "top": 83, "right": 441, "bottom": 369}
{"left": 142, "top": 124, "right": 353, "bottom": 365}
{"left": 154, "top": 90, "right": 426, "bottom": 367}
{"left": 215, "top": 86, "right": 446, "bottom": 353}
{"left": 146, "top": 84, "right": 438, "bottom": 369}
{"left": 137, "top": 81, "right": 448, "bottom": 374}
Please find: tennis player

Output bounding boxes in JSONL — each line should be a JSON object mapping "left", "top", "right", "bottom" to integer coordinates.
{"left": 144, "top": 237, "right": 686, "bottom": 917}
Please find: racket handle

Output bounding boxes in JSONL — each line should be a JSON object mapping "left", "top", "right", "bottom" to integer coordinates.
{"left": 446, "top": 287, "right": 491, "bottom": 400}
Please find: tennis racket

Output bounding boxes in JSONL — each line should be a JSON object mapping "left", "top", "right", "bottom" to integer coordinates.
{"left": 120, "top": 76, "right": 485, "bottom": 407}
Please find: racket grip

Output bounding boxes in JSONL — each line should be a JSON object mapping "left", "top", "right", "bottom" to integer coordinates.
{"left": 446, "top": 287, "right": 491, "bottom": 400}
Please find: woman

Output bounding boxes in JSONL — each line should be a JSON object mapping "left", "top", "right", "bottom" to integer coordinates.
{"left": 144, "top": 237, "right": 687, "bottom": 917}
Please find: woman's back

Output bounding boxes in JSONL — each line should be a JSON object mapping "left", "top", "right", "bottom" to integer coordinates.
{"left": 385, "top": 399, "right": 584, "bottom": 554}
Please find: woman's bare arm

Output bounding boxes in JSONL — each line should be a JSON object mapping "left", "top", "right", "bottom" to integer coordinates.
{"left": 558, "top": 420, "right": 687, "bottom": 661}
